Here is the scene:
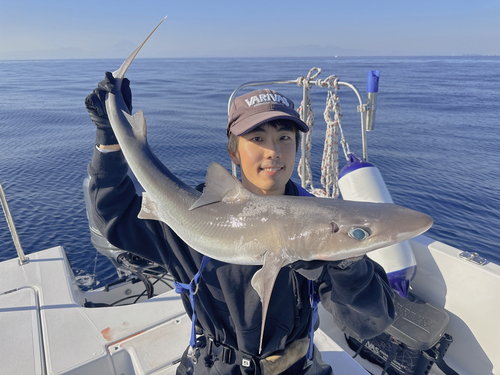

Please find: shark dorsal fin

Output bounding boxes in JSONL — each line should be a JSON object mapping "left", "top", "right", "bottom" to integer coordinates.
{"left": 189, "top": 162, "right": 249, "bottom": 210}
{"left": 123, "top": 110, "right": 147, "bottom": 139}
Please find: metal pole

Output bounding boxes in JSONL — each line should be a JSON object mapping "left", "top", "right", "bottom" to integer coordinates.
{"left": 337, "top": 82, "right": 368, "bottom": 161}
{"left": 300, "top": 84, "right": 309, "bottom": 188}
{"left": 0, "top": 181, "right": 29, "bottom": 265}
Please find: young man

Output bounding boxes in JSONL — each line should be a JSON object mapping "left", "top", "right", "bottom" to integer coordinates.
{"left": 85, "top": 73, "right": 395, "bottom": 375}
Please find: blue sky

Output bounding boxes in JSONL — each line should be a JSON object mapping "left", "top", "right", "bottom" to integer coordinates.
{"left": 1, "top": 0, "right": 499, "bottom": 59}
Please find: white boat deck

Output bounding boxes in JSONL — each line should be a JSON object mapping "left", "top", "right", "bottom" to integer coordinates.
{"left": 0, "top": 246, "right": 368, "bottom": 374}
{"left": 319, "top": 235, "right": 500, "bottom": 375}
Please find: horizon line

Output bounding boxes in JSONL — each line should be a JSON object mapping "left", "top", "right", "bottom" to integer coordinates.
{"left": 1, "top": 54, "right": 499, "bottom": 62}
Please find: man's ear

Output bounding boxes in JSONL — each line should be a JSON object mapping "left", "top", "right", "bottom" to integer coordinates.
{"left": 229, "top": 151, "right": 240, "bottom": 166}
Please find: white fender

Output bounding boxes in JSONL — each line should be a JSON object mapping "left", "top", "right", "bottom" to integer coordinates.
{"left": 338, "top": 154, "right": 416, "bottom": 298}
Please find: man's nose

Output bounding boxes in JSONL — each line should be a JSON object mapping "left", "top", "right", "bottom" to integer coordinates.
{"left": 265, "top": 142, "right": 281, "bottom": 159}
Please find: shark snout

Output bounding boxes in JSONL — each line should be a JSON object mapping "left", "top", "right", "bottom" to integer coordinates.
{"left": 397, "top": 208, "right": 433, "bottom": 239}
{"left": 368, "top": 203, "right": 433, "bottom": 245}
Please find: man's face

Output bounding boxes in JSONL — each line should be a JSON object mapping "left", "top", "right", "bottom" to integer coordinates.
{"left": 229, "top": 123, "right": 297, "bottom": 196}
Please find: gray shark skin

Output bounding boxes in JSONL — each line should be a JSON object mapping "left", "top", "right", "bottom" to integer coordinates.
{"left": 103, "top": 18, "right": 433, "bottom": 354}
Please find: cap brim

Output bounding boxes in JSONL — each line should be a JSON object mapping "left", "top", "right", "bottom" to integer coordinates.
{"left": 230, "top": 111, "right": 309, "bottom": 136}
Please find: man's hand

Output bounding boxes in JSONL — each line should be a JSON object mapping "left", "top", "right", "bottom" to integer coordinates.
{"left": 85, "top": 71, "right": 132, "bottom": 146}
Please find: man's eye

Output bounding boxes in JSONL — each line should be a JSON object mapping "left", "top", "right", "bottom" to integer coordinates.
{"left": 251, "top": 137, "right": 263, "bottom": 142}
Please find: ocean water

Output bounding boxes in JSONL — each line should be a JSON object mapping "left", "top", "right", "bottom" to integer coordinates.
{"left": 1, "top": 56, "right": 499, "bottom": 289}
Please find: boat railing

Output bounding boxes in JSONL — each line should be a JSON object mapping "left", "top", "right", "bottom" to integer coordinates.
{"left": 0, "top": 181, "right": 29, "bottom": 265}
{"left": 227, "top": 68, "right": 379, "bottom": 187}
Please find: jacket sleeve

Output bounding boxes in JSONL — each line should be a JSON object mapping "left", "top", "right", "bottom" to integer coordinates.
{"left": 317, "top": 256, "right": 395, "bottom": 339}
{"left": 87, "top": 148, "right": 171, "bottom": 266}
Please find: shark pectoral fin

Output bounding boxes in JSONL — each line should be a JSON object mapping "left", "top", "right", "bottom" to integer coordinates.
{"left": 189, "top": 162, "right": 249, "bottom": 210}
{"left": 251, "top": 251, "right": 288, "bottom": 355}
{"left": 138, "top": 192, "right": 162, "bottom": 221}
{"left": 123, "top": 110, "right": 147, "bottom": 139}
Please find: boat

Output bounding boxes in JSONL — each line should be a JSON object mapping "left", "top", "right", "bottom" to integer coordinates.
{"left": 1, "top": 66, "right": 499, "bottom": 375}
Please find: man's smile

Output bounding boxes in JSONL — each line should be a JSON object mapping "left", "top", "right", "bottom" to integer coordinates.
{"left": 260, "top": 165, "right": 284, "bottom": 172}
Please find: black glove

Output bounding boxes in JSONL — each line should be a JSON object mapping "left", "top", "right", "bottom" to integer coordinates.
{"left": 85, "top": 71, "right": 132, "bottom": 145}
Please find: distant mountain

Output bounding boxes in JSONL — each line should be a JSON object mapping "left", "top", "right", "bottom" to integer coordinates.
{"left": 1, "top": 41, "right": 414, "bottom": 60}
{"left": 249, "top": 44, "right": 373, "bottom": 57}
{"left": 94, "top": 40, "right": 138, "bottom": 59}
{"left": 1, "top": 40, "right": 138, "bottom": 60}
{"left": 1, "top": 47, "right": 88, "bottom": 60}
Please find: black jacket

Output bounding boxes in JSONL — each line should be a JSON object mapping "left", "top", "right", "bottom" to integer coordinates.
{"left": 87, "top": 149, "right": 394, "bottom": 374}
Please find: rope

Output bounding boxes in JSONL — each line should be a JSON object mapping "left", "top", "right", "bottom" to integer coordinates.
{"left": 319, "top": 75, "right": 341, "bottom": 198}
{"left": 296, "top": 69, "right": 350, "bottom": 198}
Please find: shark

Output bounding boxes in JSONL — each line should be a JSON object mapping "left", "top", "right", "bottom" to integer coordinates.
{"left": 103, "top": 17, "right": 433, "bottom": 354}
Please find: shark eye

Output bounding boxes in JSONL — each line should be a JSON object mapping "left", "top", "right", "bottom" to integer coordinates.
{"left": 349, "top": 227, "right": 371, "bottom": 241}
{"left": 331, "top": 221, "right": 340, "bottom": 233}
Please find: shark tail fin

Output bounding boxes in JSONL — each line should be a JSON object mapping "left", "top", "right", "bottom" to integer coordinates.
{"left": 112, "top": 16, "right": 167, "bottom": 80}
